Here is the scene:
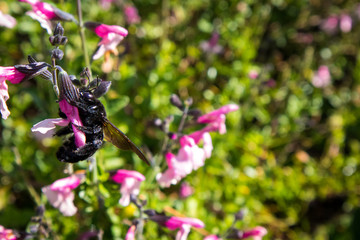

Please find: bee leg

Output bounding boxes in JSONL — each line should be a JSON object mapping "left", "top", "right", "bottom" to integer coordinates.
{"left": 55, "top": 124, "right": 73, "bottom": 136}
{"left": 72, "top": 124, "right": 102, "bottom": 134}
{"left": 74, "top": 139, "right": 103, "bottom": 156}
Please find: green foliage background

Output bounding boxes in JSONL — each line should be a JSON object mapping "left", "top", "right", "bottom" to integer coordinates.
{"left": 1, "top": 0, "right": 360, "bottom": 239}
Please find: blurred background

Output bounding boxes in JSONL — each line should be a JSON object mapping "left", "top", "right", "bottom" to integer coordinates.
{"left": 1, "top": 0, "right": 360, "bottom": 239}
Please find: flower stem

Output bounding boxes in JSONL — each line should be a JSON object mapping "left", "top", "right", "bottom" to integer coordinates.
{"left": 177, "top": 104, "right": 189, "bottom": 134}
{"left": 76, "top": 0, "right": 92, "bottom": 79}
{"left": 51, "top": 58, "right": 59, "bottom": 97}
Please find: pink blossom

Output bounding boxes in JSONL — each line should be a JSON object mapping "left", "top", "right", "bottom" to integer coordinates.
{"left": 204, "top": 235, "right": 221, "bottom": 240}
{"left": 197, "top": 104, "right": 239, "bottom": 134}
{"left": 242, "top": 226, "right": 267, "bottom": 240}
{"left": 321, "top": 16, "right": 338, "bottom": 34}
{"left": 112, "top": 169, "right": 145, "bottom": 206}
{"left": 340, "top": 14, "right": 352, "bottom": 33}
{"left": 0, "top": 225, "right": 17, "bottom": 240}
{"left": 31, "top": 117, "right": 70, "bottom": 138}
{"left": 0, "top": 67, "right": 26, "bottom": 119}
{"left": 200, "top": 32, "right": 223, "bottom": 54}
{"left": 165, "top": 217, "right": 204, "bottom": 240}
{"left": 42, "top": 175, "right": 82, "bottom": 216}
{"left": 248, "top": 70, "right": 258, "bottom": 79}
{"left": 0, "top": 10, "right": 17, "bottom": 28}
{"left": 58, "top": 99, "right": 86, "bottom": 147}
{"left": 146, "top": 212, "right": 204, "bottom": 240}
{"left": 179, "top": 182, "right": 193, "bottom": 198}
{"left": 84, "top": 22, "right": 128, "bottom": 60}
{"left": 157, "top": 133, "right": 212, "bottom": 187}
{"left": 124, "top": 6, "right": 141, "bottom": 24}
{"left": 125, "top": 225, "right": 136, "bottom": 240}
{"left": 19, "top": 0, "right": 75, "bottom": 34}
{"left": 99, "top": 0, "right": 115, "bottom": 10}
{"left": 312, "top": 65, "right": 331, "bottom": 88}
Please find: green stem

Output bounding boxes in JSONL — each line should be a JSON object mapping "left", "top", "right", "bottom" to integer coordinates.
{"left": 177, "top": 104, "right": 189, "bottom": 134}
{"left": 76, "top": 0, "right": 92, "bottom": 79}
{"left": 51, "top": 58, "right": 59, "bottom": 97}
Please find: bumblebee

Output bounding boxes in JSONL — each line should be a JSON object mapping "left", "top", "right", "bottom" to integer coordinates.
{"left": 55, "top": 69, "right": 149, "bottom": 165}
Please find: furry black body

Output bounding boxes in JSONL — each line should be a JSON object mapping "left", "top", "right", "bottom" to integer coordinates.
{"left": 56, "top": 90, "right": 106, "bottom": 163}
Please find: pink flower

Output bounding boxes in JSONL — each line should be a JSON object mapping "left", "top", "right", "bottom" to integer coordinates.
{"left": 340, "top": 14, "right": 352, "bottom": 33}
{"left": 242, "top": 226, "right": 267, "bottom": 240}
{"left": 0, "top": 67, "right": 26, "bottom": 119}
{"left": 179, "top": 182, "right": 193, "bottom": 198}
{"left": 84, "top": 22, "right": 128, "bottom": 60}
{"left": 0, "top": 10, "right": 17, "bottom": 28}
{"left": 0, "top": 225, "right": 17, "bottom": 240}
{"left": 31, "top": 117, "right": 71, "bottom": 138}
{"left": 58, "top": 100, "right": 86, "bottom": 147}
{"left": 200, "top": 32, "right": 223, "bottom": 54}
{"left": 42, "top": 175, "right": 82, "bottom": 216}
{"left": 125, "top": 225, "right": 136, "bottom": 240}
{"left": 99, "top": 0, "right": 115, "bottom": 10}
{"left": 19, "top": 0, "right": 75, "bottom": 34}
{"left": 31, "top": 100, "right": 86, "bottom": 147}
{"left": 312, "top": 65, "right": 331, "bottom": 88}
{"left": 321, "top": 16, "right": 338, "bottom": 34}
{"left": 146, "top": 211, "right": 204, "bottom": 240}
{"left": 112, "top": 169, "right": 145, "bottom": 206}
{"left": 157, "top": 133, "right": 212, "bottom": 187}
{"left": 197, "top": 104, "right": 239, "bottom": 134}
{"left": 248, "top": 70, "right": 258, "bottom": 79}
{"left": 161, "top": 216, "right": 204, "bottom": 240}
{"left": 124, "top": 6, "right": 141, "bottom": 24}
{"left": 204, "top": 235, "right": 221, "bottom": 240}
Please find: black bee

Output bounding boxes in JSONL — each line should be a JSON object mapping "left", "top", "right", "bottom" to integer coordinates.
{"left": 55, "top": 69, "right": 149, "bottom": 165}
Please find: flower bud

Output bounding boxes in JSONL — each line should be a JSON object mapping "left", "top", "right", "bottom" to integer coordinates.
{"left": 185, "top": 97, "right": 193, "bottom": 106}
{"left": 52, "top": 48, "right": 64, "bottom": 60}
{"left": 53, "top": 22, "right": 65, "bottom": 36}
{"left": 170, "top": 94, "right": 183, "bottom": 110}
{"left": 234, "top": 209, "right": 245, "bottom": 221}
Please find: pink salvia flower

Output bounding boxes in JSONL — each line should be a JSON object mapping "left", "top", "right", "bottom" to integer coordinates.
{"left": 112, "top": 169, "right": 145, "bottom": 206}
{"left": 19, "top": 0, "right": 75, "bottom": 34}
{"left": 125, "top": 225, "right": 136, "bottom": 240}
{"left": 248, "top": 70, "right": 259, "bottom": 79}
{"left": 84, "top": 22, "right": 128, "bottom": 60}
{"left": 321, "top": 16, "right": 338, "bottom": 34}
{"left": 0, "top": 225, "right": 17, "bottom": 240}
{"left": 204, "top": 235, "right": 221, "bottom": 240}
{"left": 197, "top": 104, "right": 239, "bottom": 134}
{"left": 42, "top": 175, "right": 82, "bottom": 216}
{"left": 124, "top": 6, "right": 141, "bottom": 24}
{"left": 179, "top": 182, "right": 193, "bottom": 199}
{"left": 242, "top": 226, "right": 267, "bottom": 240}
{"left": 31, "top": 117, "right": 71, "bottom": 139}
{"left": 58, "top": 99, "right": 86, "bottom": 147}
{"left": 146, "top": 211, "right": 204, "bottom": 240}
{"left": 0, "top": 10, "right": 17, "bottom": 28}
{"left": 340, "top": 14, "right": 352, "bottom": 33}
{"left": 165, "top": 217, "right": 205, "bottom": 240}
{"left": 157, "top": 133, "right": 213, "bottom": 187}
{"left": 0, "top": 67, "right": 26, "bottom": 119}
{"left": 312, "top": 65, "right": 331, "bottom": 88}
{"left": 200, "top": 32, "right": 223, "bottom": 54}
{"left": 99, "top": 0, "right": 115, "bottom": 10}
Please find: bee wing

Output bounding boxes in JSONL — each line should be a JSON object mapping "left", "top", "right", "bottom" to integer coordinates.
{"left": 103, "top": 119, "right": 150, "bottom": 165}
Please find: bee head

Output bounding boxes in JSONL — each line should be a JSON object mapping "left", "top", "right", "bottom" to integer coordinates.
{"left": 80, "top": 91, "right": 96, "bottom": 101}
